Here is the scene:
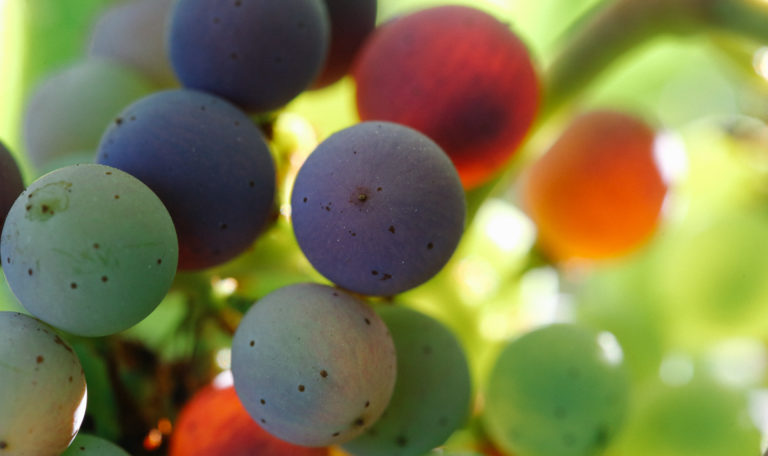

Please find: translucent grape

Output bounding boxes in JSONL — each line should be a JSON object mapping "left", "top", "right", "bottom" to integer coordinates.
{"left": 89, "top": 0, "right": 177, "bottom": 87}
{"left": 97, "top": 89, "right": 275, "bottom": 270}
{"left": 23, "top": 59, "right": 155, "bottom": 169}
{"left": 168, "top": 0, "right": 329, "bottom": 112}
{"left": 1, "top": 164, "right": 178, "bottom": 336}
{"left": 61, "top": 434, "right": 129, "bottom": 456}
{"left": 0, "top": 312, "right": 87, "bottom": 456}
{"left": 231, "top": 283, "right": 396, "bottom": 447}
{"left": 483, "top": 324, "right": 629, "bottom": 456}
{"left": 290, "top": 121, "right": 465, "bottom": 296}
{"left": 343, "top": 306, "right": 471, "bottom": 456}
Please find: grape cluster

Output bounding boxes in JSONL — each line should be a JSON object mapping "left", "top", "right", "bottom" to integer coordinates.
{"left": 1, "top": 0, "right": 732, "bottom": 455}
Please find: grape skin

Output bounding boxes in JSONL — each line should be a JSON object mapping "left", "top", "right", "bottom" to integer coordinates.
{"left": 343, "top": 306, "right": 471, "bottom": 456}
{"left": 231, "top": 283, "right": 397, "bottom": 447}
{"left": 61, "top": 434, "right": 130, "bottom": 456}
{"left": 23, "top": 59, "right": 155, "bottom": 169}
{"left": 0, "top": 141, "right": 24, "bottom": 232}
{"left": 290, "top": 121, "right": 465, "bottom": 297}
{"left": 168, "top": 0, "right": 330, "bottom": 112}
{"left": 483, "top": 324, "right": 629, "bottom": 456}
{"left": 88, "top": 0, "right": 177, "bottom": 87}
{"left": 0, "top": 312, "right": 87, "bottom": 456}
{"left": 97, "top": 89, "right": 275, "bottom": 270}
{"left": 1, "top": 164, "right": 178, "bottom": 336}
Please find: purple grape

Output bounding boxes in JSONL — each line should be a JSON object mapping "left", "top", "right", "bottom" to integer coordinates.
{"left": 168, "top": 0, "right": 330, "bottom": 112}
{"left": 97, "top": 89, "right": 275, "bottom": 270}
{"left": 312, "top": 0, "right": 378, "bottom": 89}
{"left": 231, "top": 283, "right": 397, "bottom": 447}
{"left": 0, "top": 141, "right": 24, "bottom": 231}
{"left": 290, "top": 121, "right": 465, "bottom": 296}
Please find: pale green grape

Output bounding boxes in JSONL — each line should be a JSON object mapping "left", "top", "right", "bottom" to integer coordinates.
{"left": 343, "top": 306, "right": 471, "bottom": 456}
{"left": 1, "top": 164, "right": 178, "bottom": 336}
{"left": 0, "top": 312, "right": 87, "bottom": 456}
{"left": 61, "top": 433, "right": 130, "bottom": 456}
{"left": 483, "top": 324, "right": 629, "bottom": 456}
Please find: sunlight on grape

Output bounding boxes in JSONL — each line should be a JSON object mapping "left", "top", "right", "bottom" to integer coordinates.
{"left": 597, "top": 331, "right": 624, "bottom": 366}
{"left": 753, "top": 47, "right": 768, "bottom": 81}
{"left": 213, "top": 369, "right": 234, "bottom": 389}
{"left": 659, "top": 353, "right": 694, "bottom": 386}
{"left": 71, "top": 388, "right": 88, "bottom": 438}
{"left": 653, "top": 130, "right": 688, "bottom": 185}
{"left": 215, "top": 348, "right": 232, "bottom": 370}
{"left": 280, "top": 203, "right": 292, "bottom": 218}
{"left": 518, "top": 267, "right": 573, "bottom": 326}
{"left": 747, "top": 389, "right": 768, "bottom": 453}
{"left": 479, "top": 199, "right": 536, "bottom": 254}
{"left": 453, "top": 258, "right": 499, "bottom": 303}
{"left": 211, "top": 276, "right": 238, "bottom": 297}
{"left": 706, "top": 339, "right": 766, "bottom": 388}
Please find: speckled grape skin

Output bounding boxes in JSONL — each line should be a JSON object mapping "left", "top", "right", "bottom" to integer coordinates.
{"left": 1, "top": 165, "right": 178, "bottom": 336}
{"left": 168, "top": 0, "right": 329, "bottom": 112}
{"left": 61, "top": 434, "right": 130, "bottom": 456}
{"left": 343, "top": 306, "right": 471, "bottom": 456}
{"left": 89, "top": 0, "right": 177, "bottom": 87}
{"left": 483, "top": 324, "right": 630, "bottom": 456}
{"left": 231, "top": 283, "right": 397, "bottom": 447}
{"left": 312, "top": 0, "right": 377, "bottom": 89}
{"left": 290, "top": 122, "right": 465, "bottom": 296}
{"left": 23, "top": 59, "right": 155, "bottom": 169}
{"left": 0, "top": 312, "right": 87, "bottom": 456}
{"left": 0, "top": 141, "right": 24, "bottom": 230}
{"left": 97, "top": 89, "right": 275, "bottom": 270}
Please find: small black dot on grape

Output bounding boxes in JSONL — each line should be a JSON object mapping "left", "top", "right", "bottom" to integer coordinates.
{"left": 36, "top": 355, "right": 44, "bottom": 364}
{"left": 260, "top": 419, "right": 266, "bottom": 424}
{"left": 354, "top": 417, "right": 365, "bottom": 427}
{"left": 396, "top": 436, "right": 407, "bottom": 447}
{"left": 250, "top": 340, "right": 255, "bottom": 347}
{"left": 298, "top": 385, "right": 305, "bottom": 392}
{"left": 70, "top": 283, "right": 77, "bottom": 289}
{"left": 260, "top": 399, "right": 265, "bottom": 405}
{"left": 365, "top": 400, "right": 370, "bottom": 408}
{"left": 114, "top": 195, "right": 120, "bottom": 199}
{"left": 93, "top": 243, "right": 99, "bottom": 249}
{"left": 303, "top": 197, "right": 308, "bottom": 203}
{"left": 320, "top": 370, "right": 328, "bottom": 378}
{"left": 353, "top": 150, "right": 358, "bottom": 155}
{"left": 41, "top": 204, "right": 49, "bottom": 213}
{"left": 0, "top": 441, "right": 7, "bottom": 449}
{"left": 377, "top": 187, "right": 382, "bottom": 191}
{"left": 364, "top": 318, "right": 371, "bottom": 325}
{"left": 388, "top": 225, "right": 395, "bottom": 233}
{"left": 115, "top": 117, "right": 123, "bottom": 125}
{"left": 105, "top": 171, "right": 112, "bottom": 175}
{"left": 371, "top": 270, "right": 378, "bottom": 275}
{"left": 332, "top": 432, "right": 340, "bottom": 437}
{"left": 249, "top": 180, "right": 255, "bottom": 187}
{"left": 27, "top": 269, "right": 33, "bottom": 276}
{"left": 220, "top": 223, "right": 228, "bottom": 230}
{"left": 427, "top": 242, "right": 434, "bottom": 250}
{"left": 157, "top": 259, "right": 162, "bottom": 265}
{"left": 101, "top": 276, "right": 108, "bottom": 283}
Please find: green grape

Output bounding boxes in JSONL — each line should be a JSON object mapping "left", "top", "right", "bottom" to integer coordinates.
{"left": 61, "top": 433, "right": 130, "bottom": 456}
{"left": 483, "top": 324, "right": 629, "bottom": 456}
{"left": 613, "top": 377, "right": 761, "bottom": 456}
{"left": 0, "top": 312, "right": 87, "bottom": 456}
{"left": 343, "top": 306, "right": 471, "bottom": 456}
{"left": 1, "top": 164, "right": 178, "bottom": 336}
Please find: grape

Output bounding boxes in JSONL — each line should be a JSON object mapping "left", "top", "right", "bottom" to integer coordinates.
{"left": 0, "top": 312, "right": 87, "bottom": 456}
{"left": 483, "top": 324, "right": 629, "bottom": 456}
{"left": 0, "top": 141, "right": 24, "bottom": 230}
{"left": 61, "top": 433, "right": 129, "bottom": 456}
{"left": 168, "top": 0, "right": 330, "bottom": 113}
{"left": 88, "top": 0, "right": 177, "bottom": 87}
{"left": 97, "top": 89, "right": 275, "bottom": 270}
{"left": 312, "top": 0, "right": 378, "bottom": 89}
{"left": 290, "top": 121, "right": 465, "bottom": 296}
{"left": 354, "top": 5, "right": 539, "bottom": 189}
{"left": 231, "top": 283, "right": 396, "bottom": 447}
{"left": 170, "top": 382, "right": 328, "bottom": 456}
{"left": 1, "top": 164, "right": 178, "bottom": 337}
{"left": 343, "top": 306, "right": 471, "bottom": 456}
{"left": 23, "top": 59, "right": 155, "bottom": 169}
{"left": 521, "top": 110, "right": 667, "bottom": 261}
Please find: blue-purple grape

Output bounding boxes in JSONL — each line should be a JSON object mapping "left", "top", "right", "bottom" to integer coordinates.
{"left": 0, "top": 141, "right": 24, "bottom": 230}
{"left": 0, "top": 312, "right": 87, "bottom": 456}
{"left": 89, "top": 0, "right": 177, "bottom": 87}
{"left": 483, "top": 324, "right": 630, "bottom": 456}
{"left": 343, "top": 306, "right": 471, "bottom": 456}
{"left": 62, "top": 434, "right": 130, "bottom": 456}
{"left": 168, "top": 0, "right": 329, "bottom": 112}
{"left": 23, "top": 59, "right": 155, "bottom": 169}
{"left": 290, "top": 121, "right": 465, "bottom": 296}
{"left": 97, "top": 89, "right": 275, "bottom": 270}
{"left": 312, "top": 0, "right": 377, "bottom": 89}
{"left": 1, "top": 164, "right": 178, "bottom": 336}
{"left": 231, "top": 283, "right": 396, "bottom": 447}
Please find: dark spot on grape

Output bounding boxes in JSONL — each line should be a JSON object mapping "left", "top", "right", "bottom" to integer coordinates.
{"left": 230, "top": 52, "right": 238, "bottom": 60}
{"left": 358, "top": 194, "right": 367, "bottom": 202}
{"left": 249, "top": 180, "right": 255, "bottom": 187}
{"left": 80, "top": 447, "right": 85, "bottom": 451}
{"left": 396, "top": 435, "right": 408, "bottom": 447}
{"left": 105, "top": 171, "right": 112, "bottom": 175}
{"left": 235, "top": 0, "right": 241, "bottom": 5}
{"left": 25, "top": 204, "right": 31, "bottom": 211}
{"left": 93, "top": 243, "right": 99, "bottom": 249}
{"left": 353, "top": 150, "right": 358, "bottom": 155}
{"left": 101, "top": 276, "right": 108, "bottom": 283}
{"left": 427, "top": 242, "right": 434, "bottom": 250}
{"left": 41, "top": 204, "right": 50, "bottom": 213}
{"left": 260, "top": 399, "right": 265, "bottom": 405}
{"left": 114, "top": 195, "right": 120, "bottom": 199}
{"left": 320, "top": 370, "right": 328, "bottom": 378}
{"left": 388, "top": 225, "right": 395, "bottom": 233}
{"left": 0, "top": 441, "right": 7, "bottom": 449}
{"left": 260, "top": 419, "right": 266, "bottom": 424}
{"left": 365, "top": 400, "right": 370, "bottom": 408}
{"left": 53, "top": 335, "right": 73, "bottom": 353}
{"left": 157, "top": 259, "right": 162, "bottom": 265}
{"left": 371, "top": 270, "right": 378, "bottom": 276}
{"left": 348, "top": 230, "right": 356, "bottom": 236}
{"left": 70, "top": 282, "right": 77, "bottom": 289}
{"left": 220, "top": 223, "right": 228, "bottom": 230}
{"left": 249, "top": 340, "right": 255, "bottom": 347}
{"left": 364, "top": 318, "right": 371, "bottom": 325}
{"left": 353, "top": 417, "right": 365, "bottom": 427}
{"left": 332, "top": 432, "right": 340, "bottom": 437}
{"left": 381, "top": 273, "right": 392, "bottom": 281}
{"left": 377, "top": 187, "right": 382, "bottom": 191}
{"left": 115, "top": 117, "right": 123, "bottom": 126}
{"left": 36, "top": 355, "right": 44, "bottom": 364}
{"left": 69, "top": 376, "right": 73, "bottom": 382}
{"left": 27, "top": 269, "right": 32, "bottom": 276}
{"left": 298, "top": 385, "right": 305, "bottom": 392}
{"left": 303, "top": 197, "right": 307, "bottom": 203}
{"left": 423, "top": 345, "right": 432, "bottom": 355}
